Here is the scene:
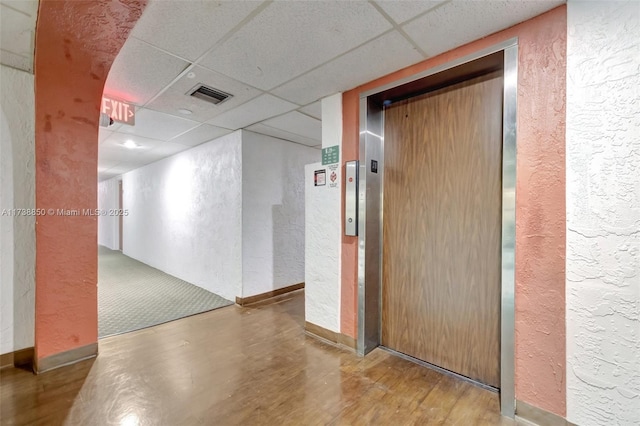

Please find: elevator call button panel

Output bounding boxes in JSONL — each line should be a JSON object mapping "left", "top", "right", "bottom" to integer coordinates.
{"left": 345, "top": 160, "right": 358, "bottom": 236}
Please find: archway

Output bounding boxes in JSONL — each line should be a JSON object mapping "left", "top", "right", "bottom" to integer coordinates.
{"left": 33, "top": 0, "right": 147, "bottom": 372}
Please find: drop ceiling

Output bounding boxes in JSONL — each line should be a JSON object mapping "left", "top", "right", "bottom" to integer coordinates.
{"left": 0, "top": 0, "right": 565, "bottom": 181}
{"left": 0, "top": 0, "right": 38, "bottom": 72}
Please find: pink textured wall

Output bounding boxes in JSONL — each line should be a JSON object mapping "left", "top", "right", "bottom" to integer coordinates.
{"left": 34, "top": 0, "right": 146, "bottom": 362}
{"left": 340, "top": 93, "right": 359, "bottom": 339}
{"left": 341, "top": 7, "right": 566, "bottom": 416}
{"left": 514, "top": 8, "right": 567, "bottom": 415}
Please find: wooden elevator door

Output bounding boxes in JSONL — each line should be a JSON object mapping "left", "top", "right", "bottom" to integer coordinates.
{"left": 381, "top": 72, "right": 503, "bottom": 388}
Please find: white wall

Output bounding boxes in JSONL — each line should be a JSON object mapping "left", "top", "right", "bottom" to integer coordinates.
{"left": 241, "top": 130, "right": 318, "bottom": 297}
{"left": 566, "top": 1, "right": 640, "bottom": 425}
{"left": 304, "top": 94, "right": 342, "bottom": 332}
{"left": 97, "top": 177, "right": 120, "bottom": 250}
{"left": 0, "top": 64, "right": 35, "bottom": 355}
{"left": 123, "top": 131, "right": 243, "bottom": 301}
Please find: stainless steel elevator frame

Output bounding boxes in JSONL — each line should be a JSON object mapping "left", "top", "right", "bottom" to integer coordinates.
{"left": 356, "top": 38, "right": 518, "bottom": 418}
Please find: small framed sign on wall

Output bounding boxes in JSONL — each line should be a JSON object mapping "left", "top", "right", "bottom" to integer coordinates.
{"left": 314, "top": 169, "right": 326, "bottom": 186}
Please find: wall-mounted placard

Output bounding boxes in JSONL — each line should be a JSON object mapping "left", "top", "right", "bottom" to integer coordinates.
{"left": 322, "top": 145, "right": 339, "bottom": 165}
{"left": 314, "top": 169, "right": 326, "bottom": 186}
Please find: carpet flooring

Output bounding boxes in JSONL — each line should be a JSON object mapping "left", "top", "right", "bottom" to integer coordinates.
{"left": 98, "top": 246, "right": 233, "bottom": 337}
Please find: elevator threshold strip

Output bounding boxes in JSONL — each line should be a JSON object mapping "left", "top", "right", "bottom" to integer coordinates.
{"left": 379, "top": 346, "right": 499, "bottom": 393}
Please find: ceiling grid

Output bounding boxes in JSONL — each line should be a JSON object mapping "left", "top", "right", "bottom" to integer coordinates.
{"left": 0, "top": 0, "right": 564, "bottom": 180}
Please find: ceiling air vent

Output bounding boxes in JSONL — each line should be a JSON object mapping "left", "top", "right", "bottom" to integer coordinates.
{"left": 188, "top": 84, "right": 232, "bottom": 105}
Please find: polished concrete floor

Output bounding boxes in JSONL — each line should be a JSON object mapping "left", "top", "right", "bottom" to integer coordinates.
{"left": 0, "top": 291, "right": 515, "bottom": 425}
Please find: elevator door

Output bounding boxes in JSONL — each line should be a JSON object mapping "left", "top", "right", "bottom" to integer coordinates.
{"left": 381, "top": 71, "right": 503, "bottom": 388}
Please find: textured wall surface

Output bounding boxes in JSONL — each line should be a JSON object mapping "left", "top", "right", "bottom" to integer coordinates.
{"left": 340, "top": 92, "right": 358, "bottom": 338}
{"left": 34, "top": 0, "right": 146, "bottom": 362}
{"left": 97, "top": 177, "right": 120, "bottom": 250}
{"left": 305, "top": 162, "right": 341, "bottom": 333}
{"left": 305, "top": 94, "right": 342, "bottom": 332}
{"left": 123, "top": 131, "right": 243, "bottom": 301}
{"left": 241, "top": 130, "right": 318, "bottom": 298}
{"left": 566, "top": 1, "right": 640, "bottom": 425}
{"left": 340, "top": 7, "right": 567, "bottom": 416}
{"left": 0, "top": 65, "right": 35, "bottom": 355}
{"left": 512, "top": 8, "right": 567, "bottom": 416}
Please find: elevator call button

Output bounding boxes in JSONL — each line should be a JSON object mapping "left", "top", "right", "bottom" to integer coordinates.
{"left": 345, "top": 161, "right": 358, "bottom": 236}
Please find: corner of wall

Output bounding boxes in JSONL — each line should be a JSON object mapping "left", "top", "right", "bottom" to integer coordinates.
{"left": 302, "top": 94, "right": 343, "bottom": 333}
{"left": 0, "top": 64, "right": 36, "bottom": 355}
{"left": 240, "top": 129, "right": 319, "bottom": 299}
{"left": 97, "top": 176, "right": 122, "bottom": 251}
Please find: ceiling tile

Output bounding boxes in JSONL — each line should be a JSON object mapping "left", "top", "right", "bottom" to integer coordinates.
{"left": 145, "top": 65, "right": 261, "bottom": 122}
{"left": 169, "top": 124, "right": 232, "bottom": 147}
{"left": 104, "top": 37, "right": 189, "bottom": 105}
{"left": 103, "top": 161, "right": 147, "bottom": 176}
{"left": 0, "top": 49, "right": 31, "bottom": 72}
{"left": 0, "top": 3, "right": 37, "bottom": 71}
{"left": 199, "top": 1, "right": 392, "bottom": 90}
{"left": 245, "top": 124, "right": 320, "bottom": 147}
{"left": 206, "top": 94, "right": 297, "bottom": 130}
{"left": 403, "top": 0, "right": 564, "bottom": 58}
{"left": 0, "top": 5, "right": 35, "bottom": 53}
{"left": 98, "top": 136, "right": 185, "bottom": 174}
{"left": 299, "top": 102, "right": 322, "bottom": 120}
{"left": 261, "top": 111, "right": 321, "bottom": 141}
{"left": 98, "top": 129, "right": 113, "bottom": 144}
{"left": 101, "top": 131, "right": 165, "bottom": 152}
{"left": 374, "top": 0, "right": 447, "bottom": 24}
{"left": 103, "top": 142, "right": 189, "bottom": 174}
{"left": 272, "top": 31, "right": 423, "bottom": 105}
{"left": 147, "top": 141, "right": 190, "bottom": 159}
{"left": 117, "top": 108, "right": 200, "bottom": 141}
{"left": 98, "top": 160, "right": 121, "bottom": 172}
{"left": 98, "top": 133, "right": 163, "bottom": 170}
{"left": 130, "top": 1, "right": 263, "bottom": 62}
{"left": 98, "top": 171, "right": 121, "bottom": 182}
{"left": 98, "top": 148, "right": 127, "bottom": 165}
{"left": 99, "top": 146, "right": 141, "bottom": 166}
{"left": 1, "top": 0, "right": 38, "bottom": 16}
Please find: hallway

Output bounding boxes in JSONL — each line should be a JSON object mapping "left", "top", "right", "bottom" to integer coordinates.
{"left": 98, "top": 246, "right": 232, "bottom": 337}
{"left": 1, "top": 291, "right": 511, "bottom": 425}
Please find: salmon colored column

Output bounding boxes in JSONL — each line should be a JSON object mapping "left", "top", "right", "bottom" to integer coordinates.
{"left": 340, "top": 7, "right": 566, "bottom": 417}
{"left": 34, "top": 0, "right": 146, "bottom": 369}
{"left": 340, "top": 93, "right": 359, "bottom": 339}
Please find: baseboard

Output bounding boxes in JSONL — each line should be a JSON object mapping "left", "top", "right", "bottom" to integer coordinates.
{"left": 0, "top": 347, "right": 34, "bottom": 369}
{"left": 235, "top": 282, "right": 304, "bottom": 306}
{"left": 35, "top": 342, "right": 98, "bottom": 374}
{"left": 516, "top": 400, "right": 576, "bottom": 426}
{"left": 305, "top": 321, "right": 356, "bottom": 351}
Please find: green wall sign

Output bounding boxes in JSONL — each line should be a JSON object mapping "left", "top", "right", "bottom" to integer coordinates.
{"left": 322, "top": 145, "right": 339, "bottom": 165}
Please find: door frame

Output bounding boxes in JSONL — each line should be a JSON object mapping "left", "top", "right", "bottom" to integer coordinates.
{"left": 356, "top": 38, "right": 518, "bottom": 418}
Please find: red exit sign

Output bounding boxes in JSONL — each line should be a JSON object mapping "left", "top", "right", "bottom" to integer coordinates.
{"left": 101, "top": 97, "right": 135, "bottom": 125}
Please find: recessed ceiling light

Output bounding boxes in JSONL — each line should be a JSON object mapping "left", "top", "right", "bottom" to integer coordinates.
{"left": 123, "top": 140, "right": 139, "bottom": 149}
{"left": 178, "top": 108, "right": 193, "bottom": 115}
